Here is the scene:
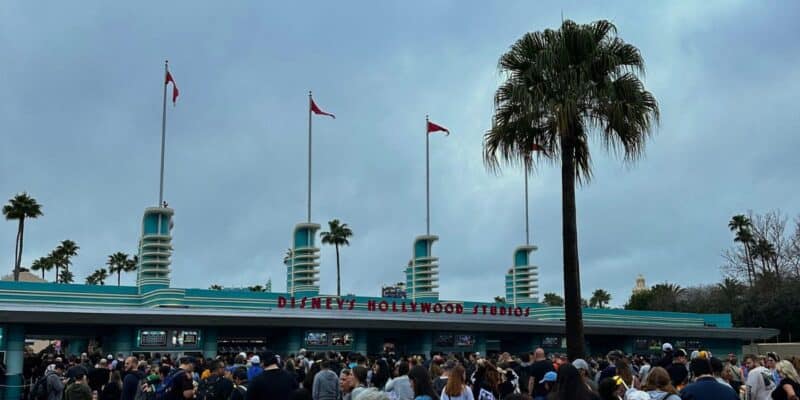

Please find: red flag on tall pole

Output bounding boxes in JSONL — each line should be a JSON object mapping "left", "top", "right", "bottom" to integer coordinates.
{"left": 310, "top": 98, "right": 335, "bottom": 119}
{"left": 426, "top": 120, "right": 449, "bottom": 135}
{"left": 165, "top": 70, "right": 179, "bottom": 105}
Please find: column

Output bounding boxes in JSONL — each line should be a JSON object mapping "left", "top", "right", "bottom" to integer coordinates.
{"left": 353, "top": 330, "right": 368, "bottom": 355}
{"left": 203, "top": 328, "right": 218, "bottom": 358}
{"left": 3, "top": 324, "right": 25, "bottom": 399}
{"left": 68, "top": 338, "right": 87, "bottom": 356}
{"left": 113, "top": 326, "right": 134, "bottom": 356}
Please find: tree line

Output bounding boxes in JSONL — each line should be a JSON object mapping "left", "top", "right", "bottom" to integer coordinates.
{"left": 624, "top": 211, "right": 800, "bottom": 340}
{"left": 3, "top": 193, "right": 139, "bottom": 285}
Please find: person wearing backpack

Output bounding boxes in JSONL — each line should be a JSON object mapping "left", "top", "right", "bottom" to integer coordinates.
{"left": 36, "top": 362, "right": 66, "bottom": 400}
{"left": 197, "top": 360, "right": 233, "bottom": 400}
{"left": 64, "top": 371, "right": 92, "bottom": 400}
{"left": 164, "top": 356, "right": 197, "bottom": 400}
{"left": 231, "top": 367, "right": 249, "bottom": 400}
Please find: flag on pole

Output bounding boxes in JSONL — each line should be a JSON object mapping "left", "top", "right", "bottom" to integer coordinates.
{"left": 165, "top": 71, "right": 179, "bottom": 104}
{"left": 310, "top": 98, "right": 335, "bottom": 119}
{"left": 426, "top": 120, "right": 449, "bottom": 135}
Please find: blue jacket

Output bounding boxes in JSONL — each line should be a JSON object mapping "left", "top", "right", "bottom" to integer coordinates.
{"left": 247, "top": 365, "right": 264, "bottom": 382}
{"left": 680, "top": 377, "right": 738, "bottom": 400}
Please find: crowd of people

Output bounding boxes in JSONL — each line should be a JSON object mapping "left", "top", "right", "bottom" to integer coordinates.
{"left": 16, "top": 343, "right": 800, "bottom": 400}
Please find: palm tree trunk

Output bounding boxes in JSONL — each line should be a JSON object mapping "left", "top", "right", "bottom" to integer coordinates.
{"left": 336, "top": 244, "right": 341, "bottom": 297}
{"left": 41, "top": 268, "right": 45, "bottom": 280}
{"left": 743, "top": 244, "right": 753, "bottom": 285}
{"left": 14, "top": 219, "right": 24, "bottom": 281}
{"left": 117, "top": 270, "right": 121, "bottom": 286}
{"left": 55, "top": 265, "right": 60, "bottom": 283}
{"left": 560, "top": 137, "right": 585, "bottom": 360}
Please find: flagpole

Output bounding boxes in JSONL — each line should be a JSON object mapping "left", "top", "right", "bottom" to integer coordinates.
{"left": 525, "top": 157, "right": 530, "bottom": 245}
{"left": 307, "top": 91, "right": 313, "bottom": 223}
{"left": 158, "top": 60, "right": 168, "bottom": 207}
{"left": 426, "top": 115, "right": 430, "bottom": 235}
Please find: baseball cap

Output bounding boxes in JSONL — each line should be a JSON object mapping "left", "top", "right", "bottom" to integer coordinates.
{"left": 662, "top": 343, "right": 673, "bottom": 352}
{"left": 676, "top": 349, "right": 688, "bottom": 357}
{"left": 250, "top": 355, "right": 261, "bottom": 365}
{"left": 572, "top": 359, "right": 590, "bottom": 372}
{"left": 540, "top": 371, "right": 557, "bottom": 383}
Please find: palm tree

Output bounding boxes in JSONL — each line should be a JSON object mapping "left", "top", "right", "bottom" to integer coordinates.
{"left": 320, "top": 219, "right": 353, "bottom": 297}
{"left": 30, "top": 256, "right": 53, "bottom": 280}
{"left": 55, "top": 240, "right": 79, "bottom": 276}
{"left": 542, "top": 292, "right": 564, "bottom": 307}
{"left": 752, "top": 238, "right": 778, "bottom": 278}
{"left": 729, "top": 215, "right": 755, "bottom": 284}
{"left": 248, "top": 285, "right": 265, "bottom": 292}
{"left": 209, "top": 284, "right": 223, "bottom": 290}
{"left": 107, "top": 252, "right": 129, "bottom": 286}
{"left": 2, "top": 193, "right": 44, "bottom": 281}
{"left": 483, "top": 20, "right": 659, "bottom": 358}
{"left": 59, "top": 270, "right": 74, "bottom": 284}
{"left": 124, "top": 255, "right": 138, "bottom": 276}
{"left": 589, "top": 289, "right": 612, "bottom": 308}
{"left": 284, "top": 248, "right": 293, "bottom": 263}
{"left": 494, "top": 296, "right": 506, "bottom": 304}
{"left": 49, "top": 250, "right": 65, "bottom": 283}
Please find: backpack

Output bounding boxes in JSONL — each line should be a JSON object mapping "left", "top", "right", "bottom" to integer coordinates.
{"left": 196, "top": 375, "right": 222, "bottom": 400}
{"left": 232, "top": 385, "right": 247, "bottom": 400}
{"left": 30, "top": 375, "right": 50, "bottom": 400}
{"left": 135, "top": 379, "right": 157, "bottom": 400}
{"left": 157, "top": 369, "right": 185, "bottom": 400}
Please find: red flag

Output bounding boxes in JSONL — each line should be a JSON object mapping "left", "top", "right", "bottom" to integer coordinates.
{"left": 165, "top": 71, "right": 179, "bottom": 104}
{"left": 426, "top": 120, "right": 449, "bottom": 135}
{"left": 310, "top": 98, "right": 335, "bottom": 119}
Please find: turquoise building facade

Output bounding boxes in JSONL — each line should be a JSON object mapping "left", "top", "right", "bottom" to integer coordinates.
{"left": 0, "top": 208, "right": 779, "bottom": 398}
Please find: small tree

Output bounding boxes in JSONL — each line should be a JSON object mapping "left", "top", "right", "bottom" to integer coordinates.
{"left": 542, "top": 292, "right": 564, "bottom": 307}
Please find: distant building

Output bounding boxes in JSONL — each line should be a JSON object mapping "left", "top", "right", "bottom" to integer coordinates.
{"left": 382, "top": 282, "right": 407, "bottom": 299}
{"left": 505, "top": 245, "right": 539, "bottom": 305}
{"left": 633, "top": 274, "right": 647, "bottom": 294}
{"left": 1, "top": 271, "right": 47, "bottom": 283}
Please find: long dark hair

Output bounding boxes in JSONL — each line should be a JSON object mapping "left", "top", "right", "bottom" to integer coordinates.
{"left": 372, "top": 359, "right": 390, "bottom": 390}
{"left": 557, "top": 364, "right": 593, "bottom": 400}
{"left": 408, "top": 365, "right": 439, "bottom": 400}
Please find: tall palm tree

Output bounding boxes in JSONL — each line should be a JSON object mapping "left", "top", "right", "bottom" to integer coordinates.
{"left": 30, "top": 256, "right": 53, "bottom": 280}
{"left": 483, "top": 20, "right": 659, "bottom": 359}
{"left": 320, "top": 219, "right": 353, "bottom": 297}
{"left": 48, "top": 250, "right": 65, "bottom": 283}
{"left": 729, "top": 215, "right": 755, "bottom": 284}
{"left": 55, "top": 240, "right": 79, "bottom": 276}
{"left": 752, "top": 238, "right": 778, "bottom": 278}
{"left": 2, "top": 193, "right": 44, "bottom": 281}
{"left": 107, "top": 252, "right": 129, "bottom": 286}
{"left": 589, "top": 289, "right": 612, "bottom": 308}
{"left": 124, "top": 255, "right": 139, "bottom": 276}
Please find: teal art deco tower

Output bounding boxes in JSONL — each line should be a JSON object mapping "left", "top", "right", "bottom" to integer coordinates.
{"left": 136, "top": 207, "right": 174, "bottom": 293}
{"left": 286, "top": 223, "right": 321, "bottom": 297}
{"left": 405, "top": 235, "right": 439, "bottom": 302}
{"left": 504, "top": 245, "right": 539, "bottom": 305}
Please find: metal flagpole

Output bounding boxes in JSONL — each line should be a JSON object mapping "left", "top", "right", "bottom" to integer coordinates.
{"left": 425, "top": 115, "right": 430, "bottom": 235}
{"left": 307, "top": 91, "right": 313, "bottom": 223}
{"left": 158, "top": 60, "right": 168, "bottom": 207}
{"left": 525, "top": 157, "right": 530, "bottom": 245}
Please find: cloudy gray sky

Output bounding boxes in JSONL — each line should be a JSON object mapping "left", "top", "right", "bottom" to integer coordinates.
{"left": 2, "top": 1, "right": 799, "bottom": 306}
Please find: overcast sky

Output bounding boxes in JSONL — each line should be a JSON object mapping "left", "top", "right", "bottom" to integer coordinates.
{"left": 2, "top": 1, "right": 799, "bottom": 306}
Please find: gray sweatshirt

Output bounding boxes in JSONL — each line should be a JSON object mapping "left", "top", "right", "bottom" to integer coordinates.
{"left": 46, "top": 371, "right": 65, "bottom": 400}
{"left": 313, "top": 369, "right": 340, "bottom": 400}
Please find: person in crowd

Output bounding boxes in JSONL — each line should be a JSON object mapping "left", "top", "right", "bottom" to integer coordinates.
{"left": 665, "top": 349, "right": 688, "bottom": 389}
{"left": 555, "top": 364, "right": 597, "bottom": 400}
{"left": 64, "top": 371, "right": 92, "bottom": 400}
{"left": 285, "top": 359, "right": 300, "bottom": 385}
{"left": 707, "top": 357, "right": 732, "bottom": 388}
{"left": 441, "top": 364, "right": 474, "bottom": 400}
{"left": 573, "top": 359, "right": 598, "bottom": 393}
{"left": 597, "top": 377, "right": 621, "bottom": 400}
{"left": 249, "top": 355, "right": 264, "bottom": 382}
{"left": 768, "top": 352, "right": 782, "bottom": 385}
{"left": 679, "top": 355, "right": 738, "bottom": 400}
{"left": 347, "top": 366, "right": 370, "bottom": 400}
{"left": 527, "top": 349, "right": 554, "bottom": 400}
{"left": 386, "top": 361, "right": 414, "bottom": 400}
{"left": 747, "top": 354, "right": 777, "bottom": 400}
{"left": 615, "top": 359, "right": 638, "bottom": 392}
{"left": 120, "top": 356, "right": 143, "bottom": 400}
{"left": 304, "top": 362, "right": 322, "bottom": 390}
{"left": 726, "top": 354, "right": 744, "bottom": 390}
{"left": 359, "top": 389, "right": 392, "bottom": 400}
{"left": 637, "top": 356, "right": 652, "bottom": 384}
{"left": 231, "top": 367, "right": 249, "bottom": 400}
{"left": 434, "top": 360, "right": 455, "bottom": 395}
{"left": 598, "top": 351, "right": 624, "bottom": 383}
{"left": 313, "top": 358, "right": 340, "bottom": 400}
{"left": 473, "top": 359, "right": 502, "bottom": 400}
{"left": 535, "top": 371, "right": 557, "bottom": 400}
{"left": 340, "top": 369, "right": 355, "bottom": 400}
{"left": 87, "top": 358, "right": 109, "bottom": 394}
{"left": 772, "top": 360, "right": 800, "bottom": 400}
{"left": 248, "top": 351, "right": 298, "bottom": 400}
{"left": 743, "top": 355, "right": 756, "bottom": 382}
{"left": 642, "top": 366, "right": 681, "bottom": 400}
{"left": 372, "top": 359, "right": 391, "bottom": 391}
{"left": 498, "top": 365, "right": 520, "bottom": 399}
{"left": 408, "top": 365, "right": 439, "bottom": 400}
{"left": 44, "top": 362, "right": 66, "bottom": 400}
{"left": 657, "top": 344, "right": 674, "bottom": 369}
{"left": 100, "top": 370, "right": 123, "bottom": 400}
{"left": 165, "top": 356, "right": 197, "bottom": 400}
{"left": 516, "top": 354, "right": 532, "bottom": 396}
{"left": 197, "top": 359, "right": 234, "bottom": 400}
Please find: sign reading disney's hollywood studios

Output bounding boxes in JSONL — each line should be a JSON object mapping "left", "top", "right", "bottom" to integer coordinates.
{"left": 276, "top": 296, "right": 531, "bottom": 317}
